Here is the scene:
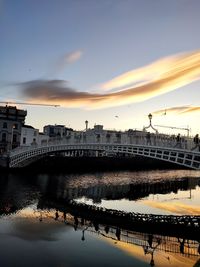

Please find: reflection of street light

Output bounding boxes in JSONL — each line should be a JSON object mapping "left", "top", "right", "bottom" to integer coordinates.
{"left": 81, "top": 226, "right": 89, "bottom": 241}
{"left": 81, "top": 230, "right": 85, "bottom": 241}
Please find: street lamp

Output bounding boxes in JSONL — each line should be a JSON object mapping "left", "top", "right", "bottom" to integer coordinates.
{"left": 143, "top": 113, "right": 158, "bottom": 133}
{"left": 148, "top": 113, "right": 152, "bottom": 125}
{"left": 85, "top": 120, "right": 88, "bottom": 131}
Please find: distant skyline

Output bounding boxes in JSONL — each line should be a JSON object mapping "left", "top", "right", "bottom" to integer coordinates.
{"left": 1, "top": 0, "right": 200, "bottom": 135}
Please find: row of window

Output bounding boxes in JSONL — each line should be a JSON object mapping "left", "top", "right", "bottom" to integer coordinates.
{"left": 1, "top": 133, "right": 17, "bottom": 142}
{"left": 22, "top": 137, "right": 36, "bottom": 144}
{"left": 1, "top": 122, "right": 18, "bottom": 129}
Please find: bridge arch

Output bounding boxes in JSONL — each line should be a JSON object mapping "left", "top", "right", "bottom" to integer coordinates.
{"left": 8, "top": 143, "right": 200, "bottom": 169}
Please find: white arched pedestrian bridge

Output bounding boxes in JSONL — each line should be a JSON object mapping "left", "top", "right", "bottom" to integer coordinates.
{"left": 8, "top": 140, "right": 200, "bottom": 169}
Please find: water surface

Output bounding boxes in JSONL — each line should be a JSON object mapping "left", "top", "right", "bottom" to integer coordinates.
{"left": 0, "top": 170, "right": 199, "bottom": 267}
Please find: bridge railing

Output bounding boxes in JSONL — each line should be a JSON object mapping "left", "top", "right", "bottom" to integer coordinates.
{"left": 9, "top": 133, "right": 197, "bottom": 157}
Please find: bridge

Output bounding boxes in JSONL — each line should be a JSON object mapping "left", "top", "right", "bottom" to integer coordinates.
{"left": 5, "top": 135, "right": 200, "bottom": 168}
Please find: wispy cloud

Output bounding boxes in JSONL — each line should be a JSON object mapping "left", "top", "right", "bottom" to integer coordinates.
{"left": 153, "top": 105, "right": 200, "bottom": 115}
{"left": 19, "top": 50, "right": 200, "bottom": 109}
{"left": 181, "top": 106, "right": 200, "bottom": 114}
{"left": 53, "top": 50, "right": 83, "bottom": 74}
{"left": 153, "top": 106, "right": 191, "bottom": 115}
{"left": 99, "top": 50, "right": 200, "bottom": 92}
{"left": 63, "top": 50, "right": 83, "bottom": 64}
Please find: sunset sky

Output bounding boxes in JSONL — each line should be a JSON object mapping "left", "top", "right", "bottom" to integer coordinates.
{"left": 1, "top": 0, "right": 200, "bottom": 134}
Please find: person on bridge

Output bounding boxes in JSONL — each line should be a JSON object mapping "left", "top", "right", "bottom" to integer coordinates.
{"left": 146, "top": 132, "right": 151, "bottom": 145}
{"left": 174, "top": 133, "right": 181, "bottom": 148}
{"left": 192, "top": 134, "right": 200, "bottom": 151}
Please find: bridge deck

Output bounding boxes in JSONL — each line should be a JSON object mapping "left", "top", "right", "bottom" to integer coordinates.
{"left": 6, "top": 141, "right": 200, "bottom": 169}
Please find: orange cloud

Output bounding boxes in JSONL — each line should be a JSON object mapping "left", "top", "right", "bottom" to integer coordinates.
{"left": 153, "top": 106, "right": 200, "bottom": 115}
{"left": 180, "top": 106, "right": 200, "bottom": 114}
{"left": 20, "top": 50, "right": 200, "bottom": 109}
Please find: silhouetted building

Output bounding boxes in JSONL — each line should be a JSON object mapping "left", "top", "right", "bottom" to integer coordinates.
{"left": 0, "top": 106, "right": 27, "bottom": 153}
{"left": 43, "top": 124, "right": 73, "bottom": 138}
{"left": 20, "top": 125, "right": 49, "bottom": 146}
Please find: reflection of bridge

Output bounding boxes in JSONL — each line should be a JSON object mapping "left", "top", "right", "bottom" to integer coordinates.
{"left": 88, "top": 224, "right": 200, "bottom": 258}
{"left": 38, "top": 198, "right": 200, "bottom": 241}
{"left": 7, "top": 139, "right": 200, "bottom": 168}
{"left": 37, "top": 200, "right": 200, "bottom": 259}
{"left": 49, "top": 212, "right": 200, "bottom": 258}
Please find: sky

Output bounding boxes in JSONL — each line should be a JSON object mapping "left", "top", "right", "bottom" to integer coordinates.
{"left": 1, "top": 0, "right": 200, "bottom": 135}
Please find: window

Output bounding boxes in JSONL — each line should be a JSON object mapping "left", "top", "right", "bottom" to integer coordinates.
{"left": 13, "top": 134, "right": 17, "bottom": 143}
{"left": 3, "top": 122, "right": 7, "bottom": 128}
{"left": 2, "top": 133, "right": 7, "bottom": 142}
{"left": 23, "top": 137, "right": 26, "bottom": 144}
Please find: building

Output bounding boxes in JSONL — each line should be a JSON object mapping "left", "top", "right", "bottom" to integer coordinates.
{"left": 20, "top": 125, "right": 38, "bottom": 146}
{"left": 0, "top": 106, "right": 27, "bottom": 153}
{"left": 43, "top": 124, "right": 73, "bottom": 139}
{"left": 20, "top": 125, "right": 49, "bottom": 147}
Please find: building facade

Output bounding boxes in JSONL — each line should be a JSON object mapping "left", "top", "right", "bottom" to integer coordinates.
{"left": 20, "top": 125, "right": 49, "bottom": 147}
{"left": 0, "top": 106, "right": 27, "bottom": 153}
{"left": 43, "top": 124, "right": 73, "bottom": 139}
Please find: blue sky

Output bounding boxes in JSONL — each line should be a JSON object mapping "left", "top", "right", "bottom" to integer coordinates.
{"left": 1, "top": 0, "right": 200, "bottom": 134}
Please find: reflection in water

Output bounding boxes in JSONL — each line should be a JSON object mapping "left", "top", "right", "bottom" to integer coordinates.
{"left": 6, "top": 206, "right": 200, "bottom": 267}
{"left": 0, "top": 170, "right": 200, "bottom": 267}
{"left": 1, "top": 170, "right": 200, "bottom": 216}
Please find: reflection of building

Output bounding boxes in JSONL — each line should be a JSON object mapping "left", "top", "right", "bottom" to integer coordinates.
{"left": 40, "top": 174, "right": 199, "bottom": 204}
{"left": 0, "top": 106, "right": 27, "bottom": 153}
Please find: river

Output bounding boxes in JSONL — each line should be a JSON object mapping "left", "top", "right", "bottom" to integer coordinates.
{"left": 0, "top": 169, "right": 199, "bottom": 267}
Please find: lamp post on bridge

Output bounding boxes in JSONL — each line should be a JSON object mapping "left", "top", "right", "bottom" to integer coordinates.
{"left": 85, "top": 120, "right": 88, "bottom": 131}
{"left": 143, "top": 113, "right": 158, "bottom": 146}
{"left": 143, "top": 113, "right": 158, "bottom": 133}
{"left": 148, "top": 113, "right": 152, "bottom": 126}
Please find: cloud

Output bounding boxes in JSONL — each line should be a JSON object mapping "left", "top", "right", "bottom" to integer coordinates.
{"left": 19, "top": 50, "right": 200, "bottom": 109}
{"left": 143, "top": 200, "right": 200, "bottom": 215}
{"left": 53, "top": 50, "right": 83, "bottom": 74}
{"left": 152, "top": 106, "right": 191, "bottom": 115}
{"left": 180, "top": 106, "right": 200, "bottom": 114}
{"left": 99, "top": 50, "right": 200, "bottom": 92}
{"left": 63, "top": 50, "right": 83, "bottom": 64}
{"left": 153, "top": 106, "right": 200, "bottom": 115}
